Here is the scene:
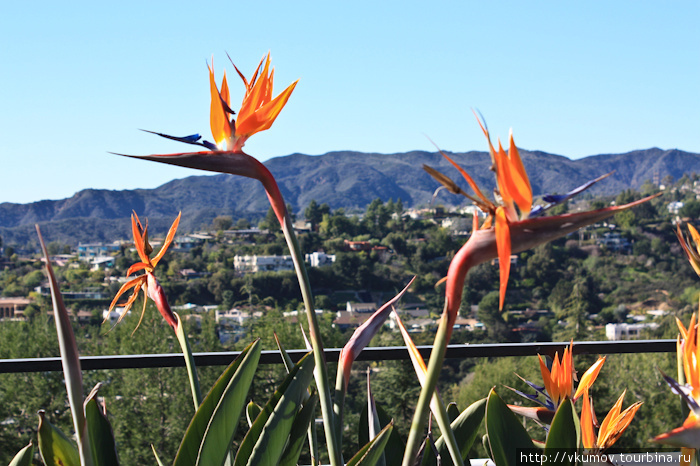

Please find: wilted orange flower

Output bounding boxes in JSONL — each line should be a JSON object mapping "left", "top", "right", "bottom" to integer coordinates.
{"left": 581, "top": 387, "right": 642, "bottom": 452}
{"left": 108, "top": 212, "right": 180, "bottom": 331}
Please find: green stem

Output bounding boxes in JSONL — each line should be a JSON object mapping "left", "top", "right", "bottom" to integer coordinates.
{"left": 333, "top": 368, "right": 346, "bottom": 452}
{"left": 281, "top": 213, "right": 342, "bottom": 466}
{"left": 175, "top": 314, "right": 203, "bottom": 410}
{"left": 402, "top": 311, "right": 451, "bottom": 466}
{"left": 430, "top": 392, "right": 464, "bottom": 466}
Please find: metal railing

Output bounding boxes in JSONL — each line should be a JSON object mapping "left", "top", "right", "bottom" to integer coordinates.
{"left": 0, "top": 339, "right": 677, "bottom": 374}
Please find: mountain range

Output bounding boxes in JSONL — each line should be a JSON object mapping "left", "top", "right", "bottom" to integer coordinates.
{"left": 1, "top": 147, "right": 698, "bottom": 246}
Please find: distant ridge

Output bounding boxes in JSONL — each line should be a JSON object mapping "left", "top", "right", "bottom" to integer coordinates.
{"left": 1, "top": 147, "right": 698, "bottom": 245}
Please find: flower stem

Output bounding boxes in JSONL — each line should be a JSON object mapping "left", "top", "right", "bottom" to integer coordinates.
{"left": 175, "top": 313, "right": 203, "bottom": 410}
{"left": 402, "top": 311, "right": 451, "bottom": 466}
{"left": 281, "top": 212, "right": 342, "bottom": 466}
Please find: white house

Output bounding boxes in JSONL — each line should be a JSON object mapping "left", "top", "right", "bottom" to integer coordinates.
{"left": 233, "top": 255, "right": 295, "bottom": 273}
{"left": 102, "top": 307, "right": 130, "bottom": 326}
{"left": 306, "top": 251, "right": 336, "bottom": 267}
{"left": 605, "top": 322, "right": 658, "bottom": 340}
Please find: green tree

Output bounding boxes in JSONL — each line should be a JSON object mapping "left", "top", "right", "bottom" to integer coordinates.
{"left": 304, "top": 199, "right": 331, "bottom": 230}
{"left": 680, "top": 200, "right": 700, "bottom": 219}
{"left": 235, "top": 217, "right": 251, "bottom": 229}
{"left": 212, "top": 215, "right": 233, "bottom": 231}
{"left": 477, "top": 291, "right": 510, "bottom": 341}
{"left": 258, "top": 206, "right": 280, "bottom": 230}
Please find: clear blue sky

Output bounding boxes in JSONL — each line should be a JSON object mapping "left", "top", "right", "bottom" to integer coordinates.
{"left": 1, "top": 1, "right": 698, "bottom": 204}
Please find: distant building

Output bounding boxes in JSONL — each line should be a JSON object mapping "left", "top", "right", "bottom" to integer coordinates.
{"left": 77, "top": 242, "right": 121, "bottom": 261}
{"left": 668, "top": 201, "right": 684, "bottom": 215}
{"left": 215, "top": 309, "right": 262, "bottom": 328}
{"left": 36, "top": 286, "right": 108, "bottom": 300}
{"left": 0, "top": 297, "right": 30, "bottom": 320}
{"left": 344, "top": 240, "right": 372, "bottom": 252}
{"left": 333, "top": 311, "right": 373, "bottom": 331}
{"left": 173, "top": 235, "right": 205, "bottom": 251}
{"left": 596, "top": 233, "right": 631, "bottom": 253}
{"left": 605, "top": 322, "right": 658, "bottom": 340}
{"left": 233, "top": 255, "right": 294, "bottom": 273}
{"left": 90, "top": 256, "right": 115, "bottom": 270}
{"left": 346, "top": 302, "right": 378, "bottom": 314}
{"left": 179, "top": 269, "right": 209, "bottom": 279}
{"left": 306, "top": 251, "right": 336, "bottom": 268}
{"left": 102, "top": 307, "right": 130, "bottom": 326}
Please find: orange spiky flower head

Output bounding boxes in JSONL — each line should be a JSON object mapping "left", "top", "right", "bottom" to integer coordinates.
{"left": 208, "top": 53, "right": 298, "bottom": 152}
{"left": 108, "top": 212, "right": 180, "bottom": 332}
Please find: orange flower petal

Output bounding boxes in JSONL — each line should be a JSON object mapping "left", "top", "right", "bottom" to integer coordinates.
{"left": 600, "top": 401, "right": 642, "bottom": 449}
{"left": 494, "top": 140, "right": 514, "bottom": 207}
{"left": 235, "top": 79, "right": 298, "bottom": 137}
{"left": 108, "top": 277, "right": 143, "bottom": 312}
{"left": 581, "top": 389, "right": 595, "bottom": 449}
{"left": 505, "top": 131, "right": 532, "bottom": 216}
{"left": 438, "top": 151, "right": 492, "bottom": 207}
{"left": 598, "top": 390, "right": 626, "bottom": 446}
{"left": 208, "top": 62, "right": 231, "bottom": 147}
{"left": 131, "top": 213, "right": 150, "bottom": 265}
{"left": 574, "top": 357, "right": 606, "bottom": 401}
{"left": 561, "top": 345, "right": 573, "bottom": 399}
{"left": 495, "top": 206, "right": 511, "bottom": 310}
{"left": 676, "top": 315, "right": 690, "bottom": 340}
{"left": 151, "top": 212, "right": 181, "bottom": 267}
{"left": 220, "top": 70, "right": 230, "bottom": 111}
{"left": 689, "top": 224, "right": 700, "bottom": 256}
{"left": 538, "top": 355, "right": 553, "bottom": 402}
{"left": 126, "top": 262, "right": 149, "bottom": 277}
{"left": 550, "top": 353, "right": 561, "bottom": 405}
{"left": 238, "top": 53, "right": 272, "bottom": 124}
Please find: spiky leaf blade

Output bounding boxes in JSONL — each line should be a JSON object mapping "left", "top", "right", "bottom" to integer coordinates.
{"left": 173, "top": 339, "right": 261, "bottom": 466}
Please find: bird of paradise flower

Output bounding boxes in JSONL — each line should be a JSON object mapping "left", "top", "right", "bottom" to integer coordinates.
{"left": 423, "top": 115, "right": 657, "bottom": 337}
{"left": 654, "top": 310, "right": 700, "bottom": 449}
{"left": 108, "top": 212, "right": 180, "bottom": 332}
{"left": 403, "top": 117, "right": 659, "bottom": 464}
{"left": 653, "top": 224, "right": 700, "bottom": 454}
{"left": 116, "top": 54, "right": 347, "bottom": 464}
{"left": 507, "top": 342, "right": 606, "bottom": 423}
{"left": 132, "top": 52, "right": 297, "bottom": 226}
{"left": 581, "top": 386, "right": 642, "bottom": 453}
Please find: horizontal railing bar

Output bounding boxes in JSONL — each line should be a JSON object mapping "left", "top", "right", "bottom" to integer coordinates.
{"left": 0, "top": 339, "right": 676, "bottom": 374}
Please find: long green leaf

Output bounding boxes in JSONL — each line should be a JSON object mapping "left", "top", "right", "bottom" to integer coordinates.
{"left": 235, "top": 352, "right": 315, "bottom": 466}
{"left": 37, "top": 410, "right": 80, "bottom": 466}
{"left": 196, "top": 339, "right": 263, "bottom": 466}
{"left": 279, "top": 391, "right": 319, "bottom": 466}
{"left": 173, "top": 339, "right": 261, "bottom": 466}
{"left": 347, "top": 422, "right": 394, "bottom": 466}
{"left": 37, "top": 226, "right": 93, "bottom": 466}
{"left": 151, "top": 445, "right": 165, "bottom": 466}
{"left": 359, "top": 402, "right": 405, "bottom": 466}
{"left": 446, "top": 402, "right": 461, "bottom": 423}
{"left": 275, "top": 332, "right": 319, "bottom": 465}
{"left": 8, "top": 442, "right": 34, "bottom": 466}
{"left": 246, "top": 401, "right": 262, "bottom": 428}
{"left": 543, "top": 399, "right": 579, "bottom": 466}
{"left": 422, "top": 398, "right": 487, "bottom": 466}
{"left": 485, "top": 389, "right": 536, "bottom": 466}
{"left": 84, "top": 385, "right": 120, "bottom": 466}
